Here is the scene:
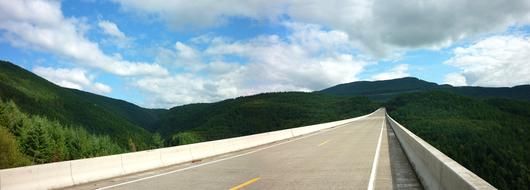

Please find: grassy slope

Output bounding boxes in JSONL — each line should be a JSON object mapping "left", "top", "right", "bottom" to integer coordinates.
{"left": 386, "top": 91, "right": 530, "bottom": 189}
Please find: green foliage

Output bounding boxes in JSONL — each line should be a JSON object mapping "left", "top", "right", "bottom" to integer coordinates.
{"left": 151, "top": 133, "right": 165, "bottom": 148}
{"left": 0, "top": 61, "right": 161, "bottom": 150}
{"left": 128, "top": 137, "right": 137, "bottom": 152}
{"left": 170, "top": 132, "right": 204, "bottom": 145}
{"left": 0, "top": 126, "right": 30, "bottom": 168}
{"left": 0, "top": 99, "right": 125, "bottom": 169}
{"left": 159, "top": 92, "right": 379, "bottom": 142}
{"left": 386, "top": 91, "right": 530, "bottom": 190}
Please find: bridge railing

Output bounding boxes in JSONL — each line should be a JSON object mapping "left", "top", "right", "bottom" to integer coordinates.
{"left": 386, "top": 113, "right": 496, "bottom": 190}
{"left": 0, "top": 110, "right": 377, "bottom": 190}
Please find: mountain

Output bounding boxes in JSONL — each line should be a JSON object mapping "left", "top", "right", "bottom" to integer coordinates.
{"left": 386, "top": 91, "right": 530, "bottom": 189}
{"left": 0, "top": 61, "right": 162, "bottom": 149}
{"left": 319, "top": 77, "right": 530, "bottom": 101}
{"left": 155, "top": 92, "right": 380, "bottom": 144}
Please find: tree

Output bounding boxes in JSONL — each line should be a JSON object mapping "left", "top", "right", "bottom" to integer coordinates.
{"left": 20, "top": 120, "right": 53, "bottom": 164}
{"left": 151, "top": 133, "right": 164, "bottom": 148}
{"left": 0, "top": 126, "right": 29, "bottom": 169}
{"left": 128, "top": 137, "right": 137, "bottom": 152}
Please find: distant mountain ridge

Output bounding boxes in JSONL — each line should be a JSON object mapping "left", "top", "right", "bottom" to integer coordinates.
{"left": 318, "top": 77, "right": 530, "bottom": 101}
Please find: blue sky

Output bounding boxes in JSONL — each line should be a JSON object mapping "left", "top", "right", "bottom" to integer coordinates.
{"left": 1, "top": 0, "right": 530, "bottom": 108}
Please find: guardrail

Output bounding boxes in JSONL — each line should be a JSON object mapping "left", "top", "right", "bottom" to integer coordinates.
{"left": 0, "top": 111, "right": 376, "bottom": 190}
{"left": 386, "top": 113, "right": 496, "bottom": 190}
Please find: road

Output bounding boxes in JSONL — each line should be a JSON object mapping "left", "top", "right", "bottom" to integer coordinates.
{"left": 67, "top": 109, "right": 421, "bottom": 190}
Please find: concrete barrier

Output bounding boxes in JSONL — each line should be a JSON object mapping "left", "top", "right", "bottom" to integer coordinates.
{"left": 0, "top": 161, "right": 73, "bottom": 190}
{"left": 0, "top": 111, "right": 376, "bottom": 190}
{"left": 121, "top": 149, "right": 162, "bottom": 174}
{"left": 386, "top": 113, "right": 496, "bottom": 190}
{"left": 188, "top": 141, "right": 216, "bottom": 161}
{"left": 70, "top": 154, "right": 124, "bottom": 185}
{"left": 159, "top": 145, "right": 192, "bottom": 167}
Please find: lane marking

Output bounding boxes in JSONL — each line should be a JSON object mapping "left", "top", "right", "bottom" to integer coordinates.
{"left": 367, "top": 118, "right": 385, "bottom": 190}
{"left": 318, "top": 140, "right": 329, "bottom": 146}
{"left": 96, "top": 117, "right": 368, "bottom": 190}
{"left": 229, "top": 177, "right": 260, "bottom": 190}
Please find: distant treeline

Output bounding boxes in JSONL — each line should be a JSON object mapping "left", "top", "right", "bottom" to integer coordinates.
{"left": 387, "top": 91, "right": 530, "bottom": 190}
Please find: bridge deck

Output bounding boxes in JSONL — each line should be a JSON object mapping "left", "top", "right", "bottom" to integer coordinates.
{"left": 65, "top": 109, "right": 421, "bottom": 190}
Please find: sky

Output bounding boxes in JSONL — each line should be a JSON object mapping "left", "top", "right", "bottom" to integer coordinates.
{"left": 1, "top": 0, "right": 530, "bottom": 108}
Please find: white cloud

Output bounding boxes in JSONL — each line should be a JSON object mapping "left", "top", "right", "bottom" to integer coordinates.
{"left": 98, "top": 20, "right": 126, "bottom": 39}
{"left": 154, "top": 41, "right": 205, "bottom": 72}
{"left": 444, "top": 73, "right": 467, "bottom": 86}
{"left": 33, "top": 66, "right": 112, "bottom": 94}
{"left": 0, "top": 0, "right": 168, "bottom": 76}
{"left": 444, "top": 35, "right": 530, "bottom": 87}
{"left": 371, "top": 64, "right": 409, "bottom": 80}
{"left": 114, "top": 0, "right": 530, "bottom": 57}
{"left": 92, "top": 82, "right": 112, "bottom": 93}
{"left": 136, "top": 22, "right": 369, "bottom": 107}
{"left": 112, "top": 0, "right": 283, "bottom": 29}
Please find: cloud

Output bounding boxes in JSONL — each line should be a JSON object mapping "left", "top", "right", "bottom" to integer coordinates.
{"left": 370, "top": 64, "right": 409, "bottom": 80}
{"left": 0, "top": 0, "right": 168, "bottom": 76}
{"left": 98, "top": 20, "right": 126, "bottom": 39}
{"left": 113, "top": 0, "right": 530, "bottom": 57}
{"left": 33, "top": 66, "right": 112, "bottom": 94}
{"left": 136, "top": 22, "right": 369, "bottom": 108}
{"left": 92, "top": 82, "right": 112, "bottom": 94}
{"left": 444, "top": 73, "right": 467, "bottom": 86}
{"left": 112, "top": 0, "right": 283, "bottom": 29}
{"left": 154, "top": 41, "right": 204, "bottom": 72}
{"left": 444, "top": 35, "right": 530, "bottom": 87}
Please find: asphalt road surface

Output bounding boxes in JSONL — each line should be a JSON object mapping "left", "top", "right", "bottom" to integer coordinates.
{"left": 68, "top": 109, "right": 421, "bottom": 190}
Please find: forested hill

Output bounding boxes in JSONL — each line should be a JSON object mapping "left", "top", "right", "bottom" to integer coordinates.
{"left": 387, "top": 91, "right": 530, "bottom": 189}
{"left": 0, "top": 61, "right": 162, "bottom": 150}
{"left": 156, "top": 92, "right": 379, "bottom": 145}
{"left": 319, "top": 77, "right": 530, "bottom": 101}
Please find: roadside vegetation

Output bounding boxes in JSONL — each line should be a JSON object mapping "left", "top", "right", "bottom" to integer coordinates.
{"left": 387, "top": 91, "right": 530, "bottom": 189}
{"left": 0, "top": 99, "right": 125, "bottom": 169}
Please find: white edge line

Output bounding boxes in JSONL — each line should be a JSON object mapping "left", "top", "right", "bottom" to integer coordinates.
{"left": 367, "top": 115, "right": 385, "bottom": 190}
{"left": 96, "top": 116, "right": 368, "bottom": 190}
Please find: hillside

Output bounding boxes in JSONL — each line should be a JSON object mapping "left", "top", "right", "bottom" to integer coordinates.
{"left": 156, "top": 92, "right": 380, "bottom": 144}
{"left": 0, "top": 61, "right": 162, "bottom": 150}
{"left": 319, "top": 77, "right": 530, "bottom": 101}
{"left": 386, "top": 91, "right": 530, "bottom": 189}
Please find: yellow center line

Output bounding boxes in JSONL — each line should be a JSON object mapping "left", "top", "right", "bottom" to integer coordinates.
{"left": 318, "top": 140, "right": 329, "bottom": 146}
{"left": 229, "top": 177, "right": 260, "bottom": 190}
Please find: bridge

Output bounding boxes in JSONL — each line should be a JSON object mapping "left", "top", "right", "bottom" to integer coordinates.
{"left": 0, "top": 109, "right": 495, "bottom": 190}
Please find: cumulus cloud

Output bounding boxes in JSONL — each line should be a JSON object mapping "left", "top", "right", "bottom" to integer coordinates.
{"left": 444, "top": 35, "right": 530, "bottom": 87}
{"left": 444, "top": 73, "right": 467, "bottom": 86}
{"left": 371, "top": 64, "right": 409, "bottom": 80}
{"left": 136, "top": 23, "right": 369, "bottom": 107}
{"left": 98, "top": 20, "right": 126, "bottom": 39}
{"left": 113, "top": 0, "right": 530, "bottom": 57}
{"left": 33, "top": 66, "right": 112, "bottom": 94}
{"left": 0, "top": 0, "right": 168, "bottom": 76}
